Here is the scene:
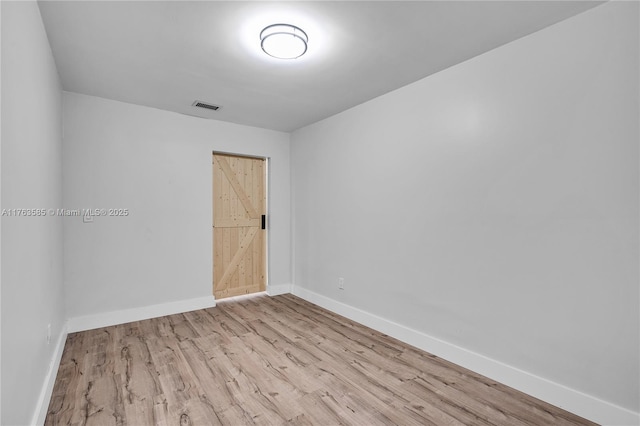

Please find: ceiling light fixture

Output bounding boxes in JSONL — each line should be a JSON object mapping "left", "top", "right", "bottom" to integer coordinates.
{"left": 260, "top": 24, "right": 308, "bottom": 59}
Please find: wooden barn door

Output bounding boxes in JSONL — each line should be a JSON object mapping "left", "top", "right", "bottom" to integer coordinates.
{"left": 212, "top": 153, "right": 266, "bottom": 299}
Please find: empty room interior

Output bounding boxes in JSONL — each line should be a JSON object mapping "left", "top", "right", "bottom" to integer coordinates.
{"left": 1, "top": 1, "right": 639, "bottom": 425}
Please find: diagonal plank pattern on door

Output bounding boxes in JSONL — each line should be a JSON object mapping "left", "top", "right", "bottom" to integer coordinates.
{"left": 44, "top": 294, "right": 597, "bottom": 425}
{"left": 213, "top": 153, "right": 266, "bottom": 299}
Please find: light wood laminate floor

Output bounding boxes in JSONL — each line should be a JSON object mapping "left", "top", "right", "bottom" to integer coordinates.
{"left": 45, "top": 294, "right": 597, "bottom": 425}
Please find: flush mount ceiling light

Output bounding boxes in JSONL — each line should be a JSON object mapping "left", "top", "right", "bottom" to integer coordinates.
{"left": 260, "top": 24, "right": 308, "bottom": 59}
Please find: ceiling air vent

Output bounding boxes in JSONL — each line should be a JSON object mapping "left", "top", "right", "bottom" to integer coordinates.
{"left": 192, "top": 100, "right": 221, "bottom": 111}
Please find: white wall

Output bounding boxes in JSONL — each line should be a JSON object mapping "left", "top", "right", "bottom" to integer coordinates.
{"left": 63, "top": 93, "right": 291, "bottom": 319}
{"left": 1, "top": 2, "right": 65, "bottom": 425}
{"left": 292, "top": 1, "right": 638, "bottom": 416}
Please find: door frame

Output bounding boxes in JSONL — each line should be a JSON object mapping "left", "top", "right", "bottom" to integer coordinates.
{"left": 212, "top": 150, "right": 269, "bottom": 298}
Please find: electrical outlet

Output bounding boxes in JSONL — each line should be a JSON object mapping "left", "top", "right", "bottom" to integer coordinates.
{"left": 47, "top": 324, "right": 51, "bottom": 344}
{"left": 338, "top": 277, "right": 345, "bottom": 290}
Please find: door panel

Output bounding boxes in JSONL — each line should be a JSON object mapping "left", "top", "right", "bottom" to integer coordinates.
{"left": 213, "top": 154, "right": 266, "bottom": 299}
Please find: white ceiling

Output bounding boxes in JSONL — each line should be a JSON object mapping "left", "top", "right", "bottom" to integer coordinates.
{"left": 38, "top": 1, "right": 603, "bottom": 132}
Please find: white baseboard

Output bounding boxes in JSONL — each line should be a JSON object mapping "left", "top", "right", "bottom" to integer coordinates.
{"left": 67, "top": 295, "right": 217, "bottom": 333}
{"left": 292, "top": 286, "right": 639, "bottom": 426}
{"left": 266, "top": 283, "right": 292, "bottom": 296}
{"left": 32, "top": 323, "right": 68, "bottom": 426}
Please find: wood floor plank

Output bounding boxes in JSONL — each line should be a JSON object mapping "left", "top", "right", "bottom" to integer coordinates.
{"left": 45, "top": 294, "right": 598, "bottom": 426}
{"left": 145, "top": 336, "right": 224, "bottom": 425}
{"left": 45, "top": 333, "right": 86, "bottom": 425}
{"left": 117, "top": 325, "right": 161, "bottom": 425}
